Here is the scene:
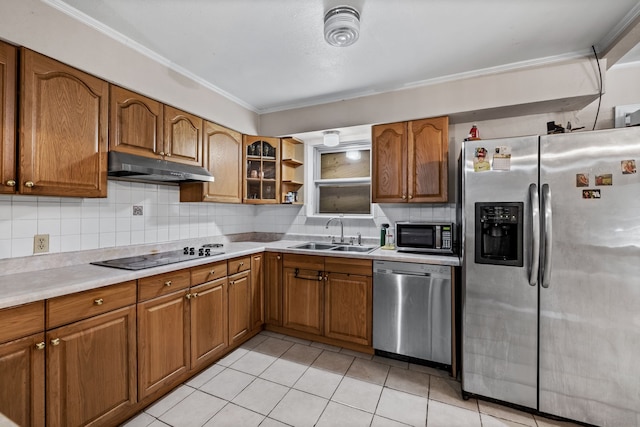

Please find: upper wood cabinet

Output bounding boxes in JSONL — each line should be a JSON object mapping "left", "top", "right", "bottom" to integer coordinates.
{"left": 372, "top": 116, "right": 449, "bottom": 203}
{"left": 0, "top": 41, "right": 17, "bottom": 195}
{"left": 109, "top": 85, "right": 164, "bottom": 159}
{"left": 243, "top": 135, "right": 280, "bottom": 204}
{"left": 20, "top": 48, "right": 109, "bottom": 197}
{"left": 163, "top": 105, "right": 203, "bottom": 166}
{"left": 180, "top": 121, "right": 242, "bottom": 203}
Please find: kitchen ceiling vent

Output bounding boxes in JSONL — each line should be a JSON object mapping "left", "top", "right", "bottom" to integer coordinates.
{"left": 324, "top": 6, "right": 360, "bottom": 47}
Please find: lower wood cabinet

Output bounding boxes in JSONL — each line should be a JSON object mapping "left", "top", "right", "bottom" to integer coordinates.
{"left": 228, "top": 270, "right": 250, "bottom": 345}
{"left": 190, "top": 276, "right": 228, "bottom": 371}
{"left": 324, "top": 272, "right": 372, "bottom": 346}
{"left": 282, "top": 255, "right": 325, "bottom": 335}
{"left": 264, "top": 252, "right": 283, "bottom": 326}
{"left": 250, "top": 253, "right": 264, "bottom": 330}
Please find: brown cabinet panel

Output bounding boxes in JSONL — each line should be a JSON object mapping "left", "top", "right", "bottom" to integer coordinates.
{"left": 372, "top": 122, "right": 407, "bottom": 203}
{"left": 0, "top": 41, "right": 16, "bottom": 195}
{"left": 324, "top": 273, "right": 372, "bottom": 346}
{"left": 163, "top": 105, "right": 203, "bottom": 166}
{"left": 408, "top": 117, "right": 449, "bottom": 202}
{"left": 282, "top": 267, "right": 324, "bottom": 335}
{"left": 180, "top": 121, "right": 242, "bottom": 203}
{"left": 324, "top": 257, "right": 372, "bottom": 276}
{"left": 264, "top": 252, "right": 282, "bottom": 326}
{"left": 138, "top": 269, "right": 191, "bottom": 302}
{"left": 46, "top": 306, "right": 136, "bottom": 427}
{"left": 0, "top": 333, "right": 45, "bottom": 427}
{"left": 137, "top": 291, "right": 189, "bottom": 399}
{"left": 20, "top": 48, "right": 108, "bottom": 198}
{"left": 228, "top": 256, "right": 250, "bottom": 275}
{"left": 283, "top": 253, "right": 324, "bottom": 271}
{"left": 191, "top": 260, "right": 228, "bottom": 285}
{"left": 0, "top": 301, "right": 44, "bottom": 344}
{"left": 190, "top": 277, "right": 228, "bottom": 371}
{"left": 250, "top": 253, "right": 264, "bottom": 330}
{"left": 228, "top": 271, "right": 250, "bottom": 345}
{"left": 109, "top": 85, "right": 163, "bottom": 159}
{"left": 243, "top": 135, "right": 280, "bottom": 204}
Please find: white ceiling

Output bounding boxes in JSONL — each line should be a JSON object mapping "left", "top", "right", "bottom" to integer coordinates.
{"left": 50, "top": 0, "right": 640, "bottom": 114}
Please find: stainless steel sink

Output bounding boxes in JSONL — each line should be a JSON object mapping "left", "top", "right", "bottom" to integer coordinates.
{"left": 289, "top": 242, "right": 377, "bottom": 253}
{"left": 290, "top": 242, "right": 337, "bottom": 250}
{"left": 330, "top": 245, "right": 377, "bottom": 253}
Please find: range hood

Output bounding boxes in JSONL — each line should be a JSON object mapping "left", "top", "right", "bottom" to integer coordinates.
{"left": 108, "top": 151, "right": 214, "bottom": 184}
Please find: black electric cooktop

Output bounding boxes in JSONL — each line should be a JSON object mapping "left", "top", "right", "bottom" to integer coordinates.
{"left": 91, "top": 244, "right": 224, "bottom": 271}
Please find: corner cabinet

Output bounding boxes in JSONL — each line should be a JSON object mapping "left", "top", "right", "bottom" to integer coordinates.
{"left": 243, "top": 135, "right": 280, "bottom": 204}
{"left": 180, "top": 122, "right": 242, "bottom": 203}
{"left": 0, "top": 41, "right": 17, "bottom": 195}
{"left": 20, "top": 48, "right": 109, "bottom": 198}
{"left": 372, "top": 116, "right": 449, "bottom": 203}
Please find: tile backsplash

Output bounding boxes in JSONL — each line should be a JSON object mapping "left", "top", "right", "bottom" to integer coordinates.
{"left": 0, "top": 180, "right": 455, "bottom": 260}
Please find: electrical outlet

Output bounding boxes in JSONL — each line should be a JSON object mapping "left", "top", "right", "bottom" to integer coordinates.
{"left": 34, "top": 234, "right": 49, "bottom": 254}
{"left": 133, "top": 205, "right": 143, "bottom": 216}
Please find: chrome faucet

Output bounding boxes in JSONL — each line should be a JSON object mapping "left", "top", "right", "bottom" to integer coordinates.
{"left": 325, "top": 217, "right": 344, "bottom": 243}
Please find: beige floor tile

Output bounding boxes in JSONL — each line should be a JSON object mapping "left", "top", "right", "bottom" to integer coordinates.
{"left": 121, "top": 412, "right": 155, "bottom": 427}
{"left": 340, "top": 348, "right": 374, "bottom": 360}
{"left": 534, "top": 415, "right": 584, "bottom": 427}
{"left": 259, "top": 418, "right": 289, "bottom": 427}
{"left": 385, "top": 366, "right": 430, "bottom": 397}
{"left": 481, "top": 413, "right": 532, "bottom": 427}
{"left": 253, "top": 337, "right": 295, "bottom": 357}
{"left": 280, "top": 343, "right": 323, "bottom": 365}
{"left": 293, "top": 366, "right": 343, "bottom": 399}
{"left": 371, "top": 415, "right": 412, "bottom": 427}
{"left": 231, "top": 378, "right": 289, "bottom": 415}
{"left": 186, "top": 363, "right": 225, "bottom": 389}
{"left": 310, "top": 341, "right": 342, "bottom": 352}
{"left": 311, "top": 349, "right": 354, "bottom": 375}
{"left": 428, "top": 376, "right": 478, "bottom": 412}
{"left": 217, "top": 347, "right": 249, "bottom": 367}
{"left": 282, "top": 335, "right": 312, "bottom": 345}
{"left": 240, "top": 333, "right": 269, "bottom": 350}
{"left": 203, "top": 403, "right": 265, "bottom": 427}
{"left": 478, "top": 400, "right": 536, "bottom": 427}
{"left": 408, "top": 363, "right": 451, "bottom": 378}
{"left": 147, "top": 421, "right": 170, "bottom": 427}
{"left": 373, "top": 355, "right": 409, "bottom": 369}
{"left": 259, "top": 330, "right": 286, "bottom": 339}
{"left": 426, "top": 400, "right": 481, "bottom": 427}
{"left": 159, "top": 389, "right": 226, "bottom": 427}
{"left": 229, "top": 350, "right": 277, "bottom": 376}
{"left": 269, "top": 389, "right": 328, "bottom": 427}
{"left": 376, "top": 388, "right": 428, "bottom": 427}
{"left": 259, "top": 358, "right": 308, "bottom": 387}
{"left": 332, "top": 376, "right": 383, "bottom": 413}
{"left": 346, "top": 358, "right": 390, "bottom": 385}
{"left": 144, "top": 385, "right": 195, "bottom": 417}
{"left": 200, "top": 368, "right": 255, "bottom": 401}
{"left": 316, "top": 401, "right": 374, "bottom": 427}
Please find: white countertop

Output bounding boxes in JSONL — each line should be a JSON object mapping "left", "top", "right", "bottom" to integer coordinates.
{"left": 0, "top": 239, "right": 460, "bottom": 310}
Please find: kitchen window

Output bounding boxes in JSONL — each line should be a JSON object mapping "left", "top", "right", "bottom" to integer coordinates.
{"left": 310, "top": 142, "right": 371, "bottom": 216}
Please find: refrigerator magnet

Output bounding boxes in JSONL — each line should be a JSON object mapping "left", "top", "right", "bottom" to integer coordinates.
{"left": 621, "top": 160, "right": 636, "bottom": 174}
{"left": 492, "top": 146, "right": 511, "bottom": 171}
{"left": 595, "top": 174, "right": 612, "bottom": 186}
{"left": 473, "top": 147, "right": 491, "bottom": 172}
{"left": 576, "top": 173, "right": 589, "bottom": 187}
{"left": 582, "top": 189, "right": 601, "bottom": 199}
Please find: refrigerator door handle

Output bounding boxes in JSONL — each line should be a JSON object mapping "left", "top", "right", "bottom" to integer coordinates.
{"left": 541, "top": 183, "right": 552, "bottom": 288}
{"left": 529, "top": 183, "right": 540, "bottom": 286}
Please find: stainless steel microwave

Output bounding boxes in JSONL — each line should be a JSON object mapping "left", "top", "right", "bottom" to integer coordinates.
{"left": 395, "top": 222, "right": 454, "bottom": 254}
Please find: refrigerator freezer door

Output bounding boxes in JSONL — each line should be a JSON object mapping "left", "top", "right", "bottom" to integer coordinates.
{"left": 461, "top": 136, "right": 539, "bottom": 409}
{"left": 539, "top": 127, "right": 640, "bottom": 426}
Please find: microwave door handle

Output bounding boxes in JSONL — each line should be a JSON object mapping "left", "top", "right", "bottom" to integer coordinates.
{"left": 529, "top": 183, "right": 540, "bottom": 286}
{"left": 541, "top": 183, "right": 553, "bottom": 288}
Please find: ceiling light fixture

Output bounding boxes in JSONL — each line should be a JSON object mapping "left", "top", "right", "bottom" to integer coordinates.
{"left": 323, "top": 130, "right": 340, "bottom": 147}
{"left": 324, "top": 6, "right": 360, "bottom": 47}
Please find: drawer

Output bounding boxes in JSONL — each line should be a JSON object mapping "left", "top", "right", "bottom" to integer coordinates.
{"left": 47, "top": 281, "right": 136, "bottom": 329}
{"left": 138, "top": 269, "right": 190, "bottom": 302}
{"left": 228, "top": 256, "right": 250, "bottom": 275}
{"left": 0, "top": 301, "right": 44, "bottom": 343}
{"left": 191, "top": 260, "right": 228, "bottom": 285}
{"left": 325, "top": 257, "right": 372, "bottom": 276}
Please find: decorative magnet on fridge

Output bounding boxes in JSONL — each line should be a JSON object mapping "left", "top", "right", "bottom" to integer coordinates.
{"left": 473, "top": 147, "right": 490, "bottom": 172}
{"left": 576, "top": 173, "right": 589, "bottom": 187}
{"left": 621, "top": 160, "right": 636, "bottom": 174}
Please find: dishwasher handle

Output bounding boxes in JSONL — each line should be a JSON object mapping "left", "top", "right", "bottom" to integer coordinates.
{"left": 374, "top": 268, "right": 431, "bottom": 277}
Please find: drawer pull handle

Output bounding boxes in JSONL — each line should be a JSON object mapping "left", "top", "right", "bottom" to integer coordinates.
{"left": 186, "top": 293, "right": 192, "bottom": 299}
{"left": 165, "top": 281, "right": 172, "bottom": 287}
{"left": 35, "top": 342, "right": 45, "bottom": 350}
{"left": 209, "top": 269, "right": 215, "bottom": 276}
{"left": 5, "top": 180, "right": 15, "bottom": 187}
{"left": 51, "top": 338, "right": 61, "bottom": 346}
{"left": 277, "top": 255, "right": 281, "bottom": 260}
{"left": 94, "top": 298, "right": 104, "bottom": 306}
{"left": 25, "top": 181, "right": 35, "bottom": 188}
{"left": 159, "top": 151, "right": 165, "bottom": 156}
{"left": 192, "top": 292, "right": 198, "bottom": 298}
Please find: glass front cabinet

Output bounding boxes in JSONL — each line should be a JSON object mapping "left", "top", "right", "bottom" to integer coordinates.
{"left": 243, "top": 136, "right": 280, "bottom": 204}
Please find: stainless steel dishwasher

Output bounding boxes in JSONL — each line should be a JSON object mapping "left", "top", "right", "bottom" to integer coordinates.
{"left": 373, "top": 260, "right": 451, "bottom": 365}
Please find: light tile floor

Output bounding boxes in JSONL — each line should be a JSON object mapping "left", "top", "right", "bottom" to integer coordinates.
{"left": 122, "top": 331, "right": 582, "bottom": 427}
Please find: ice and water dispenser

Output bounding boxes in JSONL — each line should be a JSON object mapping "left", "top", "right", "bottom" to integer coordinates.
{"left": 475, "top": 202, "right": 523, "bottom": 267}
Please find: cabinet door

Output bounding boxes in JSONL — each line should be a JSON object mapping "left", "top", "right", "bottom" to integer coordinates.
{"left": 138, "top": 291, "right": 189, "bottom": 399}
{"left": 163, "top": 105, "right": 203, "bottom": 166}
{"left": 109, "top": 85, "right": 164, "bottom": 159}
{"left": 243, "top": 135, "right": 281, "bottom": 204}
{"left": 228, "top": 271, "right": 251, "bottom": 345}
{"left": 250, "top": 253, "right": 264, "bottom": 330}
{"left": 324, "top": 273, "right": 372, "bottom": 346}
{"left": 408, "top": 116, "right": 449, "bottom": 202}
{"left": 46, "top": 306, "right": 136, "bottom": 427}
{"left": 0, "top": 333, "right": 45, "bottom": 427}
{"left": 180, "top": 121, "right": 242, "bottom": 203}
{"left": 372, "top": 122, "right": 407, "bottom": 203}
{"left": 20, "top": 48, "right": 108, "bottom": 198}
{"left": 282, "top": 267, "right": 324, "bottom": 335}
{"left": 0, "top": 41, "right": 16, "bottom": 195}
{"left": 190, "top": 277, "right": 228, "bottom": 371}
{"left": 264, "top": 252, "right": 282, "bottom": 326}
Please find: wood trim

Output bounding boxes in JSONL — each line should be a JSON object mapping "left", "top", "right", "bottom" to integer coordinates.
{"left": 0, "top": 301, "right": 44, "bottom": 343}
{"left": 0, "top": 41, "right": 17, "bottom": 195}
{"left": 138, "top": 269, "right": 191, "bottom": 302}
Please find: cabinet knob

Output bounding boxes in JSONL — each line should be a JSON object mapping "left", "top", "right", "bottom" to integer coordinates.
{"left": 324, "top": 275, "right": 328, "bottom": 281}
{"left": 94, "top": 298, "right": 104, "bottom": 306}
{"left": 239, "top": 262, "right": 244, "bottom": 266}
{"left": 277, "top": 255, "right": 281, "bottom": 260}
{"left": 401, "top": 194, "right": 406, "bottom": 200}
{"left": 209, "top": 270, "right": 215, "bottom": 276}
{"left": 317, "top": 275, "right": 323, "bottom": 281}
{"left": 35, "top": 342, "right": 45, "bottom": 350}
{"left": 51, "top": 338, "right": 61, "bottom": 346}
{"left": 409, "top": 194, "right": 413, "bottom": 199}
{"left": 192, "top": 292, "right": 198, "bottom": 298}
{"left": 159, "top": 151, "right": 165, "bottom": 156}
{"left": 164, "top": 280, "right": 172, "bottom": 287}
{"left": 5, "top": 180, "right": 15, "bottom": 187}
{"left": 166, "top": 153, "right": 171, "bottom": 157}
{"left": 186, "top": 293, "right": 192, "bottom": 299}
{"left": 24, "top": 181, "right": 34, "bottom": 188}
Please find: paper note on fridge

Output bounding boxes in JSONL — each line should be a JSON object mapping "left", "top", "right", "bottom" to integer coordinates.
{"left": 492, "top": 146, "right": 512, "bottom": 171}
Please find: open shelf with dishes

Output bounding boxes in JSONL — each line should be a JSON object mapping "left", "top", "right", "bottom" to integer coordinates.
{"left": 243, "top": 136, "right": 280, "bottom": 204}
{"left": 280, "top": 137, "right": 304, "bottom": 204}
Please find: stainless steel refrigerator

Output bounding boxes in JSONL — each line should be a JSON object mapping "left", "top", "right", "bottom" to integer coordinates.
{"left": 461, "top": 127, "right": 640, "bottom": 427}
